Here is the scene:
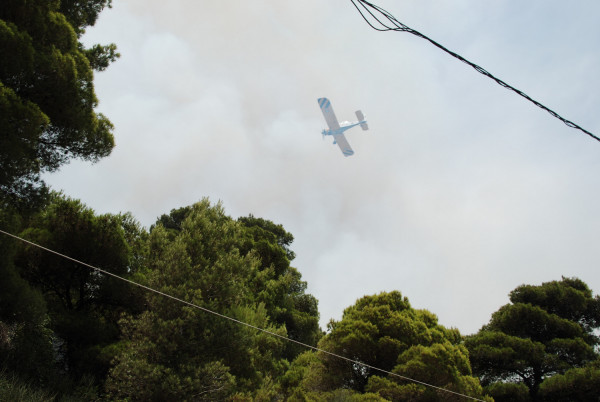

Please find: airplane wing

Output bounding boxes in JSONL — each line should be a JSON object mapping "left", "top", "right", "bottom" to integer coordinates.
{"left": 333, "top": 133, "right": 354, "bottom": 157}
{"left": 318, "top": 98, "right": 340, "bottom": 130}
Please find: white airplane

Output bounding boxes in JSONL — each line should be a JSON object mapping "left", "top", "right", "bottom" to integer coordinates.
{"left": 318, "top": 97, "right": 368, "bottom": 157}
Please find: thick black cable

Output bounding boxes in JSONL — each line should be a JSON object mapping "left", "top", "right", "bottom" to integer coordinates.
{"left": 0, "top": 228, "right": 485, "bottom": 401}
{"left": 351, "top": 0, "right": 599, "bottom": 143}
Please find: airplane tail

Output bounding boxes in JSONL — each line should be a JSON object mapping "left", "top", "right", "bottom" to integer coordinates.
{"left": 355, "top": 110, "right": 369, "bottom": 131}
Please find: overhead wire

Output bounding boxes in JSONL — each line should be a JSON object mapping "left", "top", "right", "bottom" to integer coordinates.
{"left": 0, "top": 228, "right": 485, "bottom": 401}
{"left": 350, "top": 0, "right": 600, "bottom": 143}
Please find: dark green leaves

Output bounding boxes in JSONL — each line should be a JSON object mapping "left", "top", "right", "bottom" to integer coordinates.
{"left": 0, "top": 0, "right": 117, "bottom": 207}
{"left": 107, "top": 199, "right": 320, "bottom": 399}
{"left": 466, "top": 277, "right": 600, "bottom": 400}
{"left": 307, "top": 292, "right": 488, "bottom": 400}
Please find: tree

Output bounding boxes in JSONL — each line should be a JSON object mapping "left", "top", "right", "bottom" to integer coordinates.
{"left": 238, "top": 214, "right": 320, "bottom": 358}
{"left": 0, "top": 0, "right": 118, "bottom": 207}
{"left": 0, "top": 208, "right": 54, "bottom": 384}
{"left": 538, "top": 359, "right": 600, "bottom": 401}
{"left": 107, "top": 199, "right": 320, "bottom": 399}
{"left": 14, "top": 193, "right": 145, "bottom": 382}
{"left": 294, "top": 291, "right": 488, "bottom": 401}
{"left": 58, "top": 0, "right": 114, "bottom": 38}
{"left": 482, "top": 382, "right": 530, "bottom": 402}
{"left": 153, "top": 208, "right": 321, "bottom": 357}
{"left": 465, "top": 277, "right": 600, "bottom": 401}
{"left": 154, "top": 205, "right": 193, "bottom": 233}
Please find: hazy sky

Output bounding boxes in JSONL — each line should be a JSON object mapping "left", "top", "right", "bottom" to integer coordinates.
{"left": 44, "top": 0, "right": 600, "bottom": 334}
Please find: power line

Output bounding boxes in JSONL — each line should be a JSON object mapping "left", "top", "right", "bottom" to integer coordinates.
{"left": 351, "top": 0, "right": 600, "bottom": 143}
{"left": 0, "top": 228, "right": 485, "bottom": 401}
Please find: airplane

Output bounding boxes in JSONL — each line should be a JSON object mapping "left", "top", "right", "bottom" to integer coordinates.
{"left": 318, "top": 97, "right": 368, "bottom": 157}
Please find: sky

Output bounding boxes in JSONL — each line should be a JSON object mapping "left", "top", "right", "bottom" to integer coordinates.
{"left": 44, "top": 0, "right": 600, "bottom": 335}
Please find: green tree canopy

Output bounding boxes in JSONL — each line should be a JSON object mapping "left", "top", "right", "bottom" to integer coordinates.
{"left": 152, "top": 207, "right": 320, "bottom": 357}
{"left": 238, "top": 214, "right": 319, "bottom": 358}
{"left": 0, "top": 209, "right": 54, "bottom": 384}
{"left": 0, "top": 0, "right": 118, "bottom": 208}
{"left": 106, "top": 199, "right": 320, "bottom": 400}
{"left": 291, "top": 291, "right": 488, "bottom": 401}
{"left": 538, "top": 358, "right": 600, "bottom": 401}
{"left": 58, "top": 0, "right": 113, "bottom": 38}
{"left": 14, "top": 193, "right": 146, "bottom": 382}
{"left": 465, "top": 277, "right": 600, "bottom": 401}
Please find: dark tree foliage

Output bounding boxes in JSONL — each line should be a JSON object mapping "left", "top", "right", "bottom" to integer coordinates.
{"left": 510, "top": 277, "right": 600, "bottom": 338}
{"left": 238, "top": 214, "right": 319, "bottom": 358}
{"left": 107, "top": 200, "right": 321, "bottom": 399}
{"left": 465, "top": 277, "right": 600, "bottom": 401}
{"left": 153, "top": 205, "right": 193, "bottom": 233}
{"left": 58, "top": 0, "right": 113, "bottom": 37}
{"left": 239, "top": 214, "right": 296, "bottom": 262}
{"left": 6, "top": 191, "right": 600, "bottom": 401}
{"left": 0, "top": 208, "right": 54, "bottom": 384}
{"left": 0, "top": 0, "right": 118, "bottom": 208}
{"left": 152, "top": 208, "right": 320, "bottom": 358}
{"left": 538, "top": 359, "right": 600, "bottom": 401}
{"left": 14, "top": 193, "right": 146, "bottom": 382}
{"left": 483, "top": 382, "right": 530, "bottom": 402}
{"left": 291, "top": 291, "right": 489, "bottom": 401}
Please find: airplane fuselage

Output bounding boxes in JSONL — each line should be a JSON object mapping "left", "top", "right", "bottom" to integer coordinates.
{"left": 321, "top": 120, "right": 366, "bottom": 136}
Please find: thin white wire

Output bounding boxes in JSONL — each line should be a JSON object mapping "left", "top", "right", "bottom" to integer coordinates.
{"left": 0, "top": 228, "right": 485, "bottom": 401}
